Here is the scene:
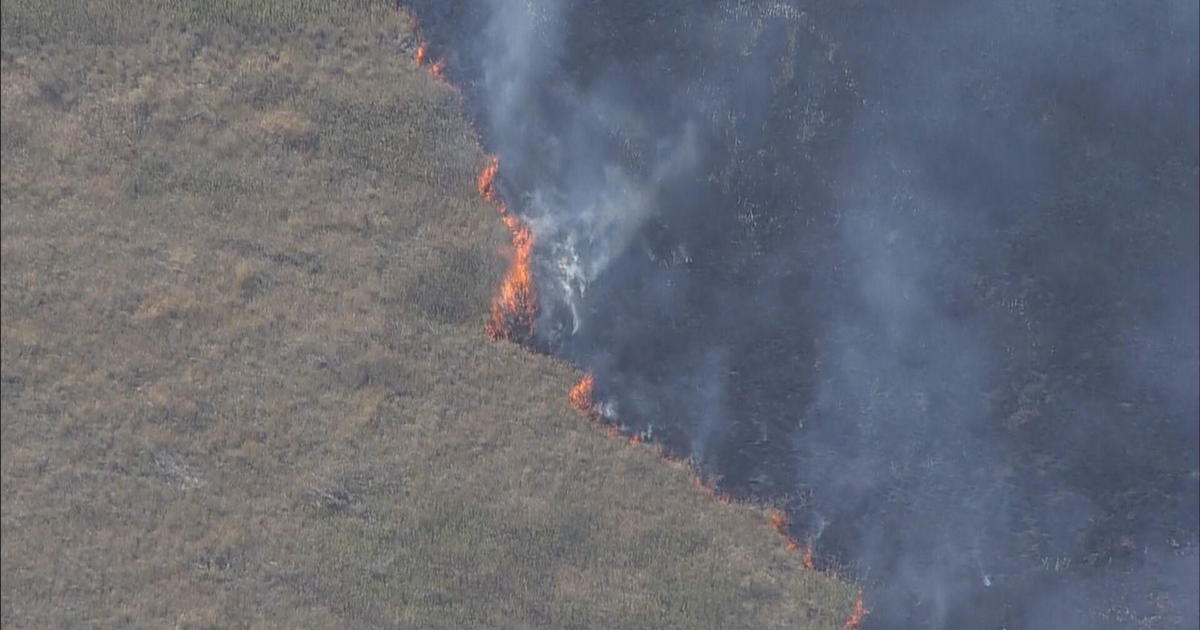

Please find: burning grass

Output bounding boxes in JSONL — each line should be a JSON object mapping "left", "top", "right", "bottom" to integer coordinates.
{"left": 0, "top": 1, "right": 858, "bottom": 628}
{"left": 569, "top": 372, "right": 598, "bottom": 417}
{"left": 477, "top": 155, "right": 537, "bottom": 343}
{"left": 413, "top": 40, "right": 449, "bottom": 85}
{"left": 844, "top": 592, "right": 869, "bottom": 629}
{"left": 769, "top": 509, "right": 802, "bottom": 552}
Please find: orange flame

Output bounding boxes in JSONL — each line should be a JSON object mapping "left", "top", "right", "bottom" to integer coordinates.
{"left": 478, "top": 156, "right": 537, "bottom": 343}
{"left": 570, "top": 373, "right": 599, "bottom": 416}
{"left": 477, "top": 155, "right": 501, "bottom": 204}
{"left": 412, "top": 41, "right": 452, "bottom": 87}
{"left": 801, "top": 544, "right": 815, "bottom": 570}
{"left": 769, "top": 509, "right": 789, "bottom": 536}
{"left": 569, "top": 373, "right": 645, "bottom": 446}
{"left": 692, "top": 472, "right": 732, "bottom": 504}
{"left": 769, "top": 509, "right": 814, "bottom": 560}
{"left": 844, "top": 592, "right": 869, "bottom": 629}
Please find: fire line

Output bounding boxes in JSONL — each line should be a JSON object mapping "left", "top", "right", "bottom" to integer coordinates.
{"left": 845, "top": 592, "right": 869, "bottom": 629}
{"left": 477, "top": 156, "right": 537, "bottom": 344}
{"left": 407, "top": 14, "right": 870, "bottom": 628}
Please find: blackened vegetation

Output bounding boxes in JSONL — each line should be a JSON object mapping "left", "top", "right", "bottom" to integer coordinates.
{"left": 410, "top": 2, "right": 1199, "bottom": 628}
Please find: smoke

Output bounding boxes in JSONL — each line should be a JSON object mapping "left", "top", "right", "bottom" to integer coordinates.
{"left": 408, "top": 1, "right": 1199, "bottom": 628}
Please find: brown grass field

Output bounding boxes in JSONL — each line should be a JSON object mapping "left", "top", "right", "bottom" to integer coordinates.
{"left": 0, "top": 2, "right": 856, "bottom": 628}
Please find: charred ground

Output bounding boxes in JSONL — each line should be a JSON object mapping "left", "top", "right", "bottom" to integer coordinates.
{"left": 409, "top": 2, "right": 1199, "bottom": 628}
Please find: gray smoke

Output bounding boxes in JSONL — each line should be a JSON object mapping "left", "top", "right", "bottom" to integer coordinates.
{"left": 408, "top": 1, "right": 1199, "bottom": 628}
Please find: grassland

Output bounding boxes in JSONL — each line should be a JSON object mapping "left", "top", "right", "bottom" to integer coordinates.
{"left": 0, "top": 2, "right": 856, "bottom": 628}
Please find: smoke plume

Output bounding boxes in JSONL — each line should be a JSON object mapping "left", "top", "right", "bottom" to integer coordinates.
{"left": 408, "top": 1, "right": 1199, "bottom": 627}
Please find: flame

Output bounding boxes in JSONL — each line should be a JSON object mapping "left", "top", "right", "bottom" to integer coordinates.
{"left": 569, "top": 373, "right": 599, "bottom": 416}
{"left": 569, "top": 373, "right": 642, "bottom": 446}
{"left": 801, "top": 544, "right": 815, "bottom": 570}
{"left": 405, "top": 26, "right": 888, "bottom": 613}
{"left": 769, "top": 509, "right": 815, "bottom": 563}
{"left": 692, "top": 472, "right": 732, "bottom": 504}
{"left": 478, "top": 156, "right": 537, "bottom": 343}
{"left": 769, "top": 509, "right": 789, "bottom": 537}
{"left": 573, "top": 375, "right": 739, "bottom": 502}
{"left": 844, "top": 591, "right": 869, "bottom": 629}
{"left": 477, "top": 155, "right": 501, "bottom": 204}
{"left": 412, "top": 41, "right": 452, "bottom": 87}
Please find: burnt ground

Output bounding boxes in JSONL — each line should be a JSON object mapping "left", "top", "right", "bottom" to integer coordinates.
{"left": 409, "top": 2, "right": 1199, "bottom": 628}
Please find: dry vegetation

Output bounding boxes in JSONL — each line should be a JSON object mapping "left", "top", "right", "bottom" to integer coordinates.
{"left": 0, "top": 2, "right": 856, "bottom": 628}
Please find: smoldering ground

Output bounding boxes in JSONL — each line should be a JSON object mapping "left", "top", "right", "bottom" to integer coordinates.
{"left": 407, "top": 1, "right": 1199, "bottom": 628}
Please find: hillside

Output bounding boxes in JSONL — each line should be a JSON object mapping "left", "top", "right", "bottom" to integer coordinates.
{"left": 0, "top": 2, "right": 856, "bottom": 628}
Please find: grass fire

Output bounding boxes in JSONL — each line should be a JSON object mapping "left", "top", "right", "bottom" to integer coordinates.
{"left": 0, "top": 2, "right": 861, "bottom": 629}
{"left": 411, "top": 1, "right": 1199, "bottom": 628}
{"left": 3, "top": 1, "right": 1194, "bottom": 630}
{"left": 477, "top": 155, "right": 537, "bottom": 343}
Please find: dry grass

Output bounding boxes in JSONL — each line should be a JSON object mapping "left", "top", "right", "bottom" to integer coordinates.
{"left": 0, "top": 2, "right": 856, "bottom": 628}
